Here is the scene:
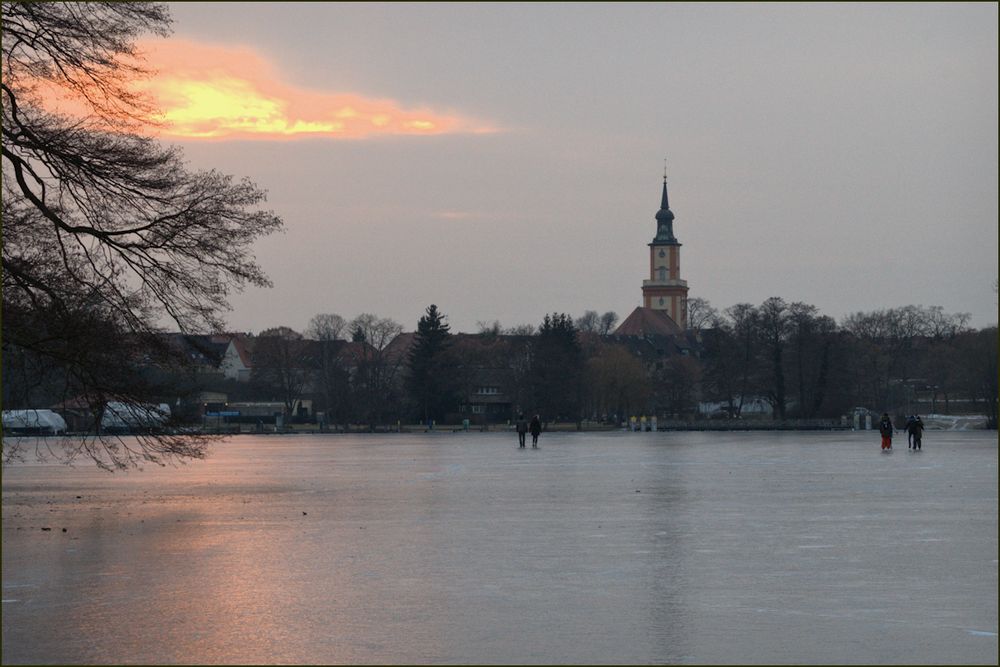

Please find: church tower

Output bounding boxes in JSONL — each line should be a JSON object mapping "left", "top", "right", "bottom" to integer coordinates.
{"left": 641, "top": 171, "right": 689, "bottom": 329}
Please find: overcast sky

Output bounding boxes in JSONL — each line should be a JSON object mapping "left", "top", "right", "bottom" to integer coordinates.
{"left": 157, "top": 2, "right": 998, "bottom": 333}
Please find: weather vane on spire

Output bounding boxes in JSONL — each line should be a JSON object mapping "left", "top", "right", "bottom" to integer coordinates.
{"left": 663, "top": 158, "right": 668, "bottom": 182}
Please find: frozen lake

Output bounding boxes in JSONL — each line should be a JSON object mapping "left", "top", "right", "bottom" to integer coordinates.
{"left": 2, "top": 430, "right": 997, "bottom": 664}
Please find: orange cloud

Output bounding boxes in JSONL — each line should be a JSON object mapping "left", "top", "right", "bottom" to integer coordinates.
{"left": 132, "top": 39, "right": 495, "bottom": 140}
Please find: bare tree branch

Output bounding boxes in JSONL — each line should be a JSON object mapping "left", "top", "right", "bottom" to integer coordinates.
{"left": 2, "top": 2, "right": 284, "bottom": 470}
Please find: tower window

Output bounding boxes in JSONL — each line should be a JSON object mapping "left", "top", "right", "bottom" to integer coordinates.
{"left": 658, "top": 267, "right": 667, "bottom": 281}
{"left": 658, "top": 297, "right": 664, "bottom": 306}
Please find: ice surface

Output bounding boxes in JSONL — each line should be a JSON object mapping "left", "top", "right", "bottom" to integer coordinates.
{"left": 2, "top": 430, "right": 997, "bottom": 664}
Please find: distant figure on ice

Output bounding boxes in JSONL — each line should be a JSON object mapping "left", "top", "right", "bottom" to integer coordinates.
{"left": 529, "top": 415, "right": 542, "bottom": 448}
{"left": 905, "top": 415, "right": 916, "bottom": 447}
{"left": 908, "top": 415, "right": 925, "bottom": 450}
{"left": 879, "top": 413, "right": 894, "bottom": 450}
{"left": 516, "top": 414, "right": 528, "bottom": 448}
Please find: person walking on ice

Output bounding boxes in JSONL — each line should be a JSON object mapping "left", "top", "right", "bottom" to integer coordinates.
{"left": 529, "top": 415, "right": 542, "bottom": 448}
{"left": 515, "top": 414, "right": 528, "bottom": 449}
{"left": 908, "top": 415, "right": 925, "bottom": 450}
{"left": 879, "top": 412, "right": 894, "bottom": 451}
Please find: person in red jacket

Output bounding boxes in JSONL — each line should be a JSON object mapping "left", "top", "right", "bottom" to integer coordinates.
{"left": 879, "top": 413, "right": 894, "bottom": 450}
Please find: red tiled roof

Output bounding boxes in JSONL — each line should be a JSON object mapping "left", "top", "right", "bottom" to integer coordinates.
{"left": 228, "top": 334, "right": 256, "bottom": 367}
{"left": 613, "top": 307, "right": 683, "bottom": 337}
{"left": 383, "top": 332, "right": 416, "bottom": 361}
{"left": 332, "top": 340, "right": 370, "bottom": 364}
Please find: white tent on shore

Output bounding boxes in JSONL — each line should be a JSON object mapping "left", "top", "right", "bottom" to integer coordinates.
{"left": 101, "top": 402, "right": 171, "bottom": 430}
{"left": 2, "top": 409, "right": 68, "bottom": 435}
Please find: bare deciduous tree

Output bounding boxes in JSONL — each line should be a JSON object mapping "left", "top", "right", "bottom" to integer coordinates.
{"left": 250, "top": 327, "right": 313, "bottom": 419}
{"left": 575, "top": 310, "right": 600, "bottom": 333}
{"left": 724, "top": 302, "right": 760, "bottom": 416}
{"left": 505, "top": 323, "right": 537, "bottom": 336}
{"left": 654, "top": 356, "right": 702, "bottom": 418}
{"left": 842, "top": 305, "right": 975, "bottom": 412}
{"left": 349, "top": 314, "right": 404, "bottom": 428}
{"left": 305, "top": 313, "right": 347, "bottom": 341}
{"left": 576, "top": 310, "right": 619, "bottom": 336}
{"left": 476, "top": 320, "right": 503, "bottom": 337}
{"left": 2, "top": 2, "right": 283, "bottom": 469}
{"left": 598, "top": 311, "right": 619, "bottom": 336}
{"left": 757, "top": 297, "right": 790, "bottom": 419}
{"left": 304, "top": 313, "right": 351, "bottom": 426}
{"left": 685, "top": 297, "right": 718, "bottom": 332}
{"left": 586, "top": 344, "right": 651, "bottom": 420}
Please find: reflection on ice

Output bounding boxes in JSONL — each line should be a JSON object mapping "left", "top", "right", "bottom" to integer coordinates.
{"left": 2, "top": 430, "right": 997, "bottom": 664}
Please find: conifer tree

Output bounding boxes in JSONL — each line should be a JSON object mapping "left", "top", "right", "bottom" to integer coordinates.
{"left": 532, "top": 313, "right": 585, "bottom": 423}
{"left": 407, "top": 305, "right": 457, "bottom": 423}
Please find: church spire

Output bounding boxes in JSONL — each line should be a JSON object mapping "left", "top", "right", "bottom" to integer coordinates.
{"left": 661, "top": 159, "right": 670, "bottom": 209}
{"left": 653, "top": 166, "right": 677, "bottom": 245}
{"left": 638, "top": 160, "right": 689, "bottom": 329}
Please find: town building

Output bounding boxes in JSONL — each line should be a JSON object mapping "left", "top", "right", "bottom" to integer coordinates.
{"left": 616, "top": 171, "right": 690, "bottom": 334}
{"left": 604, "top": 169, "right": 704, "bottom": 418}
{"left": 643, "top": 172, "right": 689, "bottom": 326}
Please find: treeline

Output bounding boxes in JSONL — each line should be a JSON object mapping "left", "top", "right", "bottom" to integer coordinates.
{"left": 4, "top": 298, "right": 995, "bottom": 431}
{"left": 211, "top": 308, "right": 601, "bottom": 429}
{"left": 694, "top": 298, "right": 996, "bottom": 426}
{"left": 196, "top": 299, "right": 995, "bottom": 429}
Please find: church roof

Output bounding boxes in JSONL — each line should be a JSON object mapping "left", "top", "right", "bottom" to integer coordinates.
{"left": 613, "top": 307, "right": 684, "bottom": 337}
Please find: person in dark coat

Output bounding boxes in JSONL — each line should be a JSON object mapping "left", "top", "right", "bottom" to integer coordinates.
{"left": 529, "top": 415, "right": 542, "bottom": 448}
{"left": 908, "top": 415, "right": 925, "bottom": 450}
{"left": 515, "top": 414, "right": 528, "bottom": 448}
{"left": 878, "top": 413, "right": 894, "bottom": 450}
{"left": 905, "top": 415, "right": 917, "bottom": 448}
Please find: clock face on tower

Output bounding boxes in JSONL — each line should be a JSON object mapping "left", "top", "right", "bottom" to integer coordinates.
{"left": 659, "top": 249, "right": 665, "bottom": 257}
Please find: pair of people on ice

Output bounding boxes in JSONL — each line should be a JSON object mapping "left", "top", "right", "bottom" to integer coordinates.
{"left": 515, "top": 414, "right": 542, "bottom": 448}
{"left": 879, "top": 413, "right": 927, "bottom": 451}
{"left": 905, "top": 415, "right": 925, "bottom": 450}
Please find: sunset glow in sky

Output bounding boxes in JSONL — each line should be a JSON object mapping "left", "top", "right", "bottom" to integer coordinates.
{"left": 128, "top": 3, "right": 995, "bottom": 335}
{"left": 136, "top": 39, "right": 492, "bottom": 139}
